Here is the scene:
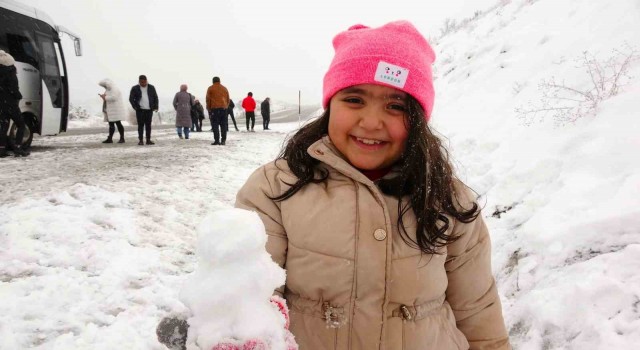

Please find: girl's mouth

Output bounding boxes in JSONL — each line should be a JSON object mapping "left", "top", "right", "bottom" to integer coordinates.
{"left": 351, "top": 136, "right": 386, "bottom": 150}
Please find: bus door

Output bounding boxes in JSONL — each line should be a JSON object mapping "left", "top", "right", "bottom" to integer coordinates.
{"left": 35, "top": 30, "right": 64, "bottom": 136}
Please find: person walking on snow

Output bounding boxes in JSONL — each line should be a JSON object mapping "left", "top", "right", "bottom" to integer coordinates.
{"left": 227, "top": 98, "right": 239, "bottom": 132}
{"left": 234, "top": 21, "right": 511, "bottom": 349}
{"left": 129, "top": 74, "right": 159, "bottom": 145}
{"left": 260, "top": 97, "right": 271, "bottom": 130}
{"left": 0, "top": 50, "right": 29, "bottom": 157}
{"left": 173, "top": 84, "right": 194, "bottom": 139}
{"left": 206, "top": 76, "right": 230, "bottom": 145}
{"left": 98, "top": 79, "right": 126, "bottom": 144}
{"left": 192, "top": 98, "right": 205, "bottom": 132}
{"left": 241, "top": 92, "right": 256, "bottom": 132}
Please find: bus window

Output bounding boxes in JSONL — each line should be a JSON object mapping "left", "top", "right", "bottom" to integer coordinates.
{"left": 36, "top": 32, "right": 62, "bottom": 108}
{"left": 6, "top": 33, "right": 39, "bottom": 69}
{"left": 0, "top": 8, "right": 40, "bottom": 69}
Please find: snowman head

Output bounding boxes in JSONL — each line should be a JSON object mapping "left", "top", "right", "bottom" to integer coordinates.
{"left": 196, "top": 209, "right": 267, "bottom": 265}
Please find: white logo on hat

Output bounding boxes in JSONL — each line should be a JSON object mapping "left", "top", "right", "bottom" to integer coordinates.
{"left": 374, "top": 61, "right": 409, "bottom": 88}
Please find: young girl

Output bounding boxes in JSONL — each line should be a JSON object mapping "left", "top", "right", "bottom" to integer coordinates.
{"left": 235, "top": 21, "right": 511, "bottom": 349}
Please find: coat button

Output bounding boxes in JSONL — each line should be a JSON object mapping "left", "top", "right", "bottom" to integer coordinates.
{"left": 373, "top": 229, "right": 387, "bottom": 241}
{"left": 314, "top": 149, "right": 324, "bottom": 155}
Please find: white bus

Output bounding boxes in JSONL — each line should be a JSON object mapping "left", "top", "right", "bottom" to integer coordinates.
{"left": 0, "top": 0, "right": 82, "bottom": 147}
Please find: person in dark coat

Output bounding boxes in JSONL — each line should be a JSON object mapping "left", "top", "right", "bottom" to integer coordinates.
{"left": 260, "top": 97, "right": 271, "bottom": 130}
{"left": 226, "top": 99, "right": 239, "bottom": 132}
{"left": 129, "top": 74, "right": 159, "bottom": 145}
{"left": 193, "top": 99, "right": 205, "bottom": 132}
{"left": 0, "top": 50, "right": 28, "bottom": 157}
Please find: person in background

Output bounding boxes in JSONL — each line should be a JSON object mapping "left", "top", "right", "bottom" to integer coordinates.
{"left": 129, "top": 74, "right": 159, "bottom": 145}
{"left": 234, "top": 21, "right": 511, "bottom": 349}
{"left": 173, "top": 84, "right": 194, "bottom": 139}
{"left": 205, "top": 76, "right": 230, "bottom": 145}
{"left": 0, "top": 50, "right": 28, "bottom": 157}
{"left": 190, "top": 95, "right": 199, "bottom": 132}
{"left": 98, "top": 79, "right": 126, "bottom": 144}
{"left": 241, "top": 92, "right": 256, "bottom": 132}
{"left": 227, "top": 99, "right": 239, "bottom": 132}
{"left": 193, "top": 98, "right": 205, "bottom": 132}
{"left": 260, "top": 97, "right": 271, "bottom": 130}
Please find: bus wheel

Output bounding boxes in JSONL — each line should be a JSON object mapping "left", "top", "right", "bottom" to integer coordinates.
{"left": 9, "top": 120, "right": 34, "bottom": 149}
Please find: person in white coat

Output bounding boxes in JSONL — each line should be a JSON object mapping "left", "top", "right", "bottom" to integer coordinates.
{"left": 98, "top": 79, "right": 126, "bottom": 143}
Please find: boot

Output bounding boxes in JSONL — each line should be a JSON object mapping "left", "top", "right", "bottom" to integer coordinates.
{"left": 13, "top": 146, "right": 30, "bottom": 157}
{"left": 118, "top": 137, "right": 125, "bottom": 144}
{"left": 146, "top": 139, "right": 155, "bottom": 145}
{"left": 138, "top": 140, "right": 144, "bottom": 145}
{"left": 0, "top": 148, "right": 8, "bottom": 158}
{"left": 102, "top": 137, "right": 113, "bottom": 144}
{"left": 178, "top": 134, "right": 183, "bottom": 139}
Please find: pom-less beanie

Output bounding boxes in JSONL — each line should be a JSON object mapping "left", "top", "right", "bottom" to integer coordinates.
{"left": 322, "top": 21, "right": 436, "bottom": 119}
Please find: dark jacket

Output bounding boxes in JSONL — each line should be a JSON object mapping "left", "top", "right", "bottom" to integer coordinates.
{"left": 194, "top": 101, "right": 206, "bottom": 120}
{"left": 129, "top": 84, "right": 159, "bottom": 111}
{"left": 228, "top": 99, "right": 235, "bottom": 111}
{"left": 260, "top": 100, "right": 270, "bottom": 117}
{"left": 0, "top": 65, "right": 22, "bottom": 116}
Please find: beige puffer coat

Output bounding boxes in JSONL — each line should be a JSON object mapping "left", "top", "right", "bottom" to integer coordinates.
{"left": 235, "top": 137, "right": 510, "bottom": 350}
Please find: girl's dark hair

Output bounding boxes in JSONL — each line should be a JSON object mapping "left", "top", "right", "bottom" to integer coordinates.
{"left": 272, "top": 97, "right": 479, "bottom": 254}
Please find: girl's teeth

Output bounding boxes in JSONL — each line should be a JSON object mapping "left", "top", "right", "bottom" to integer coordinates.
{"left": 357, "top": 137, "right": 381, "bottom": 145}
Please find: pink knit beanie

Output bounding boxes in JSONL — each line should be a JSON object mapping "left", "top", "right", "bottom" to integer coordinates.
{"left": 323, "top": 21, "right": 436, "bottom": 119}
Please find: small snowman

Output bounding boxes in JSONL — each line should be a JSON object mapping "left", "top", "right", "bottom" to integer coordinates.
{"left": 157, "top": 208, "right": 297, "bottom": 350}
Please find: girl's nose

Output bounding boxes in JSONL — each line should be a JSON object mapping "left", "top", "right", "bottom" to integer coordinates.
{"left": 358, "top": 107, "right": 383, "bottom": 130}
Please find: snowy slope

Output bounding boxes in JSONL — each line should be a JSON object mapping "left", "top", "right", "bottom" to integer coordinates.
{"left": 431, "top": 0, "right": 640, "bottom": 348}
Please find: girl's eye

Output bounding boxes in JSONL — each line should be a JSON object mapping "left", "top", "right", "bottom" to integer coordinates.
{"left": 343, "top": 97, "right": 363, "bottom": 104}
{"left": 387, "top": 103, "right": 406, "bottom": 112}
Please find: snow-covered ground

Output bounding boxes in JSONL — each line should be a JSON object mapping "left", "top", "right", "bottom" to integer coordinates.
{"left": 1, "top": 0, "right": 639, "bottom": 349}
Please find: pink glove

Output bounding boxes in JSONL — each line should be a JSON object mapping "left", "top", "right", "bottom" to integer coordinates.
{"left": 269, "top": 295, "right": 290, "bottom": 330}
{"left": 211, "top": 296, "right": 297, "bottom": 350}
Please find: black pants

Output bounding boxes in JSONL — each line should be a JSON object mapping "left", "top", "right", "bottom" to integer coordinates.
{"left": 192, "top": 116, "right": 203, "bottom": 132}
{"left": 210, "top": 108, "right": 228, "bottom": 143}
{"left": 262, "top": 113, "right": 270, "bottom": 130}
{"left": 108, "top": 121, "right": 124, "bottom": 139}
{"left": 227, "top": 109, "right": 238, "bottom": 131}
{"left": 0, "top": 107, "right": 25, "bottom": 149}
{"left": 135, "top": 109, "right": 153, "bottom": 141}
{"left": 245, "top": 111, "right": 255, "bottom": 130}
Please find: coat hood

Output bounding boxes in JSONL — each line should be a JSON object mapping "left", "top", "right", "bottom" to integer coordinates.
{"left": 0, "top": 50, "right": 16, "bottom": 66}
{"left": 98, "top": 79, "right": 114, "bottom": 90}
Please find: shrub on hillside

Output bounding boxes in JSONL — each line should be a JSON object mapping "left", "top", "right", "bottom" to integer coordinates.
{"left": 516, "top": 45, "right": 639, "bottom": 126}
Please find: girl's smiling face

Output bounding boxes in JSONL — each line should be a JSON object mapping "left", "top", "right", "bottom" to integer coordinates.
{"left": 328, "top": 84, "right": 410, "bottom": 171}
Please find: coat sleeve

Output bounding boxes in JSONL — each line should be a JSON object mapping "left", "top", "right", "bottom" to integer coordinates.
{"left": 151, "top": 86, "right": 159, "bottom": 110}
{"left": 129, "top": 86, "right": 138, "bottom": 110}
{"left": 8, "top": 67, "right": 22, "bottom": 100}
{"left": 234, "top": 164, "right": 288, "bottom": 297}
{"left": 445, "top": 186, "right": 511, "bottom": 350}
{"left": 104, "top": 90, "right": 119, "bottom": 103}
{"left": 173, "top": 93, "right": 178, "bottom": 110}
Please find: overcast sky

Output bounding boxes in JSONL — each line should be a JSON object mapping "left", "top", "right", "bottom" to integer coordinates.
{"left": 19, "top": 0, "right": 497, "bottom": 108}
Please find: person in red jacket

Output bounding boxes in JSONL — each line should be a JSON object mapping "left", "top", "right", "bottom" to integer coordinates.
{"left": 241, "top": 92, "right": 256, "bottom": 132}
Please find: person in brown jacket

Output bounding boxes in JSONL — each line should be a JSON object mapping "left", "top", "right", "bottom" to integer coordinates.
{"left": 233, "top": 21, "right": 511, "bottom": 350}
{"left": 205, "top": 76, "right": 230, "bottom": 145}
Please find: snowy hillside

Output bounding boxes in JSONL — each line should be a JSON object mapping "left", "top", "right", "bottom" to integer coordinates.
{"left": 0, "top": 0, "right": 639, "bottom": 349}
{"left": 431, "top": 0, "right": 640, "bottom": 348}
